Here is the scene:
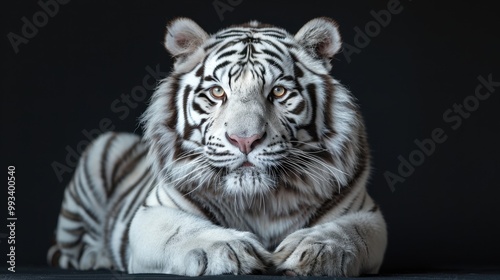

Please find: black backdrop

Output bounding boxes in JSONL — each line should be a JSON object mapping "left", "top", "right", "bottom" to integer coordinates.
{"left": 1, "top": 0, "right": 499, "bottom": 272}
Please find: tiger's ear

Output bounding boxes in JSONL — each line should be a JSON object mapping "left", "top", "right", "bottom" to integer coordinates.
{"left": 164, "top": 18, "right": 209, "bottom": 58}
{"left": 295, "top": 17, "right": 342, "bottom": 67}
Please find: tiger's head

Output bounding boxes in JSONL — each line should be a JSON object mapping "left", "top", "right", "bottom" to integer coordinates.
{"left": 143, "top": 18, "right": 367, "bottom": 202}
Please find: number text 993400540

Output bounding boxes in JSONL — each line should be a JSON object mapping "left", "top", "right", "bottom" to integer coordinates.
{"left": 7, "top": 166, "right": 16, "bottom": 273}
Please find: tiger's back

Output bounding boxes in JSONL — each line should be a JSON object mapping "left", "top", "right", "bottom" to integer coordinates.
{"left": 48, "top": 132, "right": 155, "bottom": 270}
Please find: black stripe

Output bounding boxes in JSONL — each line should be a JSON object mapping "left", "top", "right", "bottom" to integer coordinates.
{"left": 122, "top": 174, "right": 154, "bottom": 221}
{"left": 242, "top": 240, "right": 267, "bottom": 266}
{"left": 354, "top": 225, "right": 369, "bottom": 259}
{"left": 290, "top": 53, "right": 322, "bottom": 76}
{"left": 291, "top": 54, "right": 304, "bottom": 78}
{"left": 358, "top": 192, "right": 367, "bottom": 211}
{"left": 111, "top": 140, "right": 141, "bottom": 187}
{"left": 339, "top": 191, "right": 362, "bottom": 216}
{"left": 192, "top": 100, "right": 210, "bottom": 115}
{"left": 199, "top": 250, "right": 208, "bottom": 276}
{"left": 285, "top": 117, "right": 296, "bottom": 124}
{"left": 76, "top": 243, "right": 86, "bottom": 265}
{"left": 106, "top": 172, "right": 152, "bottom": 267}
{"left": 83, "top": 150, "right": 102, "bottom": 204}
{"left": 322, "top": 76, "right": 336, "bottom": 138}
{"left": 60, "top": 208, "right": 82, "bottom": 222}
{"left": 278, "top": 236, "right": 306, "bottom": 265}
{"left": 297, "top": 84, "right": 318, "bottom": 141}
{"left": 78, "top": 158, "right": 96, "bottom": 207}
{"left": 215, "top": 33, "right": 246, "bottom": 40}
{"left": 113, "top": 169, "right": 150, "bottom": 218}
{"left": 68, "top": 183, "right": 100, "bottom": 227}
{"left": 58, "top": 234, "right": 83, "bottom": 249}
{"left": 209, "top": 39, "right": 239, "bottom": 56}
{"left": 213, "top": 60, "right": 232, "bottom": 77}
{"left": 346, "top": 144, "right": 369, "bottom": 188}
{"left": 279, "top": 91, "right": 298, "bottom": 105}
{"left": 290, "top": 100, "right": 306, "bottom": 115}
{"left": 113, "top": 150, "right": 148, "bottom": 187}
{"left": 310, "top": 243, "right": 326, "bottom": 275}
{"left": 369, "top": 204, "right": 379, "bottom": 213}
{"left": 155, "top": 185, "right": 164, "bottom": 206}
{"left": 62, "top": 226, "right": 85, "bottom": 235}
{"left": 100, "top": 133, "right": 118, "bottom": 193}
{"left": 183, "top": 85, "right": 193, "bottom": 138}
{"left": 260, "top": 38, "right": 287, "bottom": 56}
{"left": 105, "top": 169, "right": 151, "bottom": 247}
{"left": 340, "top": 251, "right": 346, "bottom": 276}
{"left": 180, "top": 192, "right": 221, "bottom": 226}
{"left": 50, "top": 247, "right": 62, "bottom": 267}
{"left": 265, "top": 58, "right": 284, "bottom": 73}
{"left": 205, "top": 150, "right": 233, "bottom": 157}
{"left": 200, "top": 194, "right": 230, "bottom": 227}
{"left": 260, "top": 30, "right": 287, "bottom": 38}
{"left": 165, "top": 75, "right": 181, "bottom": 130}
{"left": 164, "top": 189, "right": 184, "bottom": 211}
{"left": 209, "top": 158, "right": 237, "bottom": 164}
{"left": 216, "top": 49, "right": 238, "bottom": 59}
{"left": 119, "top": 222, "right": 130, "bottom": 270}
{"left": 306, "top": 184, "right": 355, "bottom": 227}
{"left": 198, "top": 92, "right": 216, "bottom": 107}
{"left": 262, "top": 49, "right": 282, "bottom": 60}
{"left": 195, "top": 65, "right": 204, "bottom": 77}
{"left": 165, "top": 226, "right": 181, "bottom": 246}
{"left": 226, "top": 243, "right": 242, "bottom": 274}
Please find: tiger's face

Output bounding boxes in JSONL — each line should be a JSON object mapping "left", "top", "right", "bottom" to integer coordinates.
{"left": 191, "top": 30, "right": 320, "bottom": 197}
{"left": 144, "top": 18, "right": 362, "bottom": 200}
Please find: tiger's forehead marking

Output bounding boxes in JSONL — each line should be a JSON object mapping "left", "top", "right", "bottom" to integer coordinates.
{"left": 203, "top": 26, "right": 295, "bottom": 93}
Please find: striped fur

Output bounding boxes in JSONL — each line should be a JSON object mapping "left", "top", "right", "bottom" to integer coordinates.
{"left": 49, "top": 18, "right": 387, "bottom": 276}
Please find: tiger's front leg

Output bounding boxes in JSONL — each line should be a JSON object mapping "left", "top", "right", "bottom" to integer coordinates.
{"left": 273, "top": 208, "right": 387, "bottom": 276}
{"left": 127, "top": 205, "right": 271, "bottom": 275}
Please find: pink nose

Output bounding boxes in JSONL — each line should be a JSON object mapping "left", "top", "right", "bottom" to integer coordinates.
{"left": 226, "top": 132, "right": 265, "bottom": 154}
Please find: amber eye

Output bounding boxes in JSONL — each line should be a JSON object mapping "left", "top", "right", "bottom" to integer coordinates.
{"left": 272, "top": 86, "right": 286, "bottom": 98}
{"left": 210, "top": 86, "right": 226, "bottom": 99}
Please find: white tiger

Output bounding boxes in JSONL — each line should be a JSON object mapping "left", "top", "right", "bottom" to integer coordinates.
{"left": 48, "top": 17, "right": 387, "bottom": 276}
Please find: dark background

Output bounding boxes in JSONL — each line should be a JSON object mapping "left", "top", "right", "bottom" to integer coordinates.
{"left": 1, "top": 0, "right": 499, "bottom": 272}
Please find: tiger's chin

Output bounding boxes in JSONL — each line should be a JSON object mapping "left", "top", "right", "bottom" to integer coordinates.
{"left": 222, "top": 165, "right": 276, "bottom": 200}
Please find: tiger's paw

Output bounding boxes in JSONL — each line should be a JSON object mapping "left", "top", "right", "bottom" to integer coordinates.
{"left": 181, "top": 232, "right": 271, "bottom": 276}
{"left": 182, "top": 236, "right": 271, "bottom": 276}
{"left": 273, "top": 228, "right": 362, "bottom": 276}
{"left": 129, "top": 230, "right": 271, "bottom": 275}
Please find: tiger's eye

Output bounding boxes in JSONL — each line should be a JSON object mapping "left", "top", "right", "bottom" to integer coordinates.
{"left": 210, "top": 86, "right": 226, "bottom": 99}
{"left": 272, "top": 86, "right": 286, "bottom": 98}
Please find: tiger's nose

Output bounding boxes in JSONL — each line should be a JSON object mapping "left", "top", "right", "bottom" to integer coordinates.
{"left": 226, "top": 132, "right": 266, "bottom": 154}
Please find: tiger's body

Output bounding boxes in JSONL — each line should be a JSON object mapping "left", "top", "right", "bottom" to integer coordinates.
{"left": 49, "top": 18, "right": 387, "bottom": 276}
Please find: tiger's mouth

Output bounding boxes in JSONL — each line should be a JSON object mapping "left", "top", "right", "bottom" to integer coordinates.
{"left": 233, "top": 161, "right": 257, "bottom": 172}
{"left": 241, "top": 161, "right": 254, "bottom": 167}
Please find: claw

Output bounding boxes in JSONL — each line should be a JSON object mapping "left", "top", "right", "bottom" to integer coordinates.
{"left": 283, "top": 269, "right": 298, "bottom": 276}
